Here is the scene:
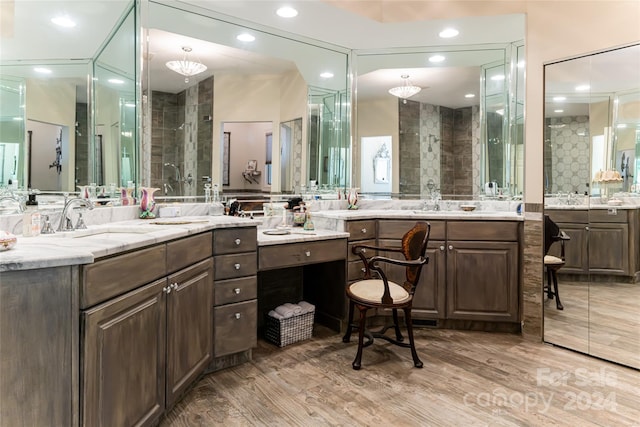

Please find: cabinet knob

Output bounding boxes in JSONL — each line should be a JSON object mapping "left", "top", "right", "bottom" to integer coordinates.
{"left": 163, "top": 286, "right": 171, "bottom": 294}
{"left": 235, "top": 238, "right": 241, "bottom": 245}
{"left": 585, "top": 226, "right": 589, "bottom": 231}
{"left": 361, "top": 228, "right": 367, "bottom": 234}
{"left": 234, "top": 288, "right": 241, "bottom": 294}
{"left": 448, "top": 245, "right": 453, "bottom": 250}
{"left": 361, "top": 248, "right": 367, "bottom": 253}
{"left": 361, "top": 267, "right": 366, "bottom": 273}
{"left": 440, "top": 245, "right": 445, "bottom": 251}
{"left": 305, "top": 251, "right": 311, "bottom": 257}
{"left": 172, "top": 282, "right": 179, "bottom": 290}
{"left": 234, "top": 313, "right": 241, "bottom": 320}
{"left": 234, "top": 263, "right": 241, "bottom": 270}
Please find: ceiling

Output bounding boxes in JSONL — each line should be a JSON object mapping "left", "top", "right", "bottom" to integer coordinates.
{"left": 1, "top": 1, "right": 525, "bottom": 108}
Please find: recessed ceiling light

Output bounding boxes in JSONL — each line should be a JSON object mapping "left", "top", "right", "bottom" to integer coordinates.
{"left": 554, "top": 109, "right": 564, "bottom": 113}
{"left": 553, "top": 96, "right": 566, "bottom": 102}
{"left": 617, "top": 123, "right": 628, "bottom": 128}
{"left": 237, "top": 33, "right": 255, "bottom": 42}
{"left": 276, "top": 6, "right": 298, "bottom": 18}
{"left": 108, "top": 78, "right": 124, "bottom": 85}
{"left": 575, "top": 84, "right": 590, "bottom": 91}
{"left": 34, "top": 67, "right": 52, "bottom": 74}
{"left": 51, "top": 15, "right": 76, "bottom": 28}
{"left": 428, "top": 55, "right": 445, "bottom": 63}
{"left": 438, "top": 28, "right": 459, "bottom": 38}
{"left": 464, "top": 93, "right": 475, "bottom": 98}
{"left": 490, "top": 75, "right": 505, "bottom": 81}
{"left": 320, "top": 72, "right": 334, "bottom": 79}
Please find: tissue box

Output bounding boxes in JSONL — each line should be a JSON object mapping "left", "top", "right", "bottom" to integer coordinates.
{"left": 265, "top": 310, "right": 314, "bottom": 347}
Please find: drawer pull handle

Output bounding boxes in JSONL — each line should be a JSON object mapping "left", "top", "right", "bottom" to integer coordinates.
{"left": 172, "top": 282, "right": 179, "bottom": 290}
{"left": 235, "top": 313, "right": 241, "bottom": 320}
{"left": 440, "top": 245, "right": 445, "bottom": 251}
{"left": 234, "top": 263, "right": 241, "bottom": 270}
{"left": 305, "top": 251, "right": 311, "bottom": 257}
{"left": 235, "top": 238, "right": 241, "bottom": 245}
{"left": 234, "top": 288, "right": 241, "bottom": 294}
{"left": 361, "top": 228, "right": 367, "bottom": 233}
{"left": 448, "top": 245, "right": 453, "bottom": 250}
{"left": 163, "top": 286, "right": 171, "bottom": 294}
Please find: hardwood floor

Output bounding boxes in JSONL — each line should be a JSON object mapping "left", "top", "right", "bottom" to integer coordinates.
{"left": 160, "top": 327, "right": 640, "bottom": 426}
{"left": 544, "top": 279, "right": 640, "bottom": 369}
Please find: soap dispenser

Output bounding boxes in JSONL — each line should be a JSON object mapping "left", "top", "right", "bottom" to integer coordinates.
{"left": 22, "top": 193, "right": 41, "bottom": 237}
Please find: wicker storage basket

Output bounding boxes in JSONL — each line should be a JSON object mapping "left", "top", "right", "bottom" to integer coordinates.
{"left": 265, "top": 310, "right": 314, "bottom": 347}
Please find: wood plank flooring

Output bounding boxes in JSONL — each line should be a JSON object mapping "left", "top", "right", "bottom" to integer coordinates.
{"left": 160, "top": 327, "right": 640, "bottom": 426}
{"left": 544, "top": 279, "right": 640, "bottom": 368}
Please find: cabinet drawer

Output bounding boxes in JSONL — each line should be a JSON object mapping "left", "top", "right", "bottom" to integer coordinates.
{"left": 259, "top": 238, "right": 347, "bottom": 270}
{"left": 546, "top": 209, "right": 588, "bottom": 224}
{"left": 215, "top": 253, "right": 257, "bottom": 280}
{"left": 167, "top": 232, "right": 213, "bottom": 273}
{"left": 348, "top": 239, "right": 376, "bottom": 262}
{"left": 589, "top": 209, "right": 628, "bottom": 223}
{"left": 214, "top": 227, "right": 257, "bottom": 254}
{"left": 82, "top": 245, "right": 166, "bottom": 309}
{"left": 348, "top": 260, "right": 367, "bottom": 282}
{"left": 447, "top": 221, "right": 519, "bottom": 241}
{"left": 214, "top": 300, "right": 257, "bottom": 357}
{"left": 378, "top": 220, "right": 445, "bottom": 240}
{"left": 215, "top": 276, "right": 257, "bottom": 305}
{"left": 346, "top": 220, "right": 376, "bottom": 241}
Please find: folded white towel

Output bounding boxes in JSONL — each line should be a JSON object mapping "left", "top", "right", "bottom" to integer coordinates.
{"left": 274, "top": 305, "right": 295, "bottom": 318}
{"left": 268, "top": 310, "right": 285, "bottom": 320}
{"left": 283, "top": 302, "right": 303, "bottom": 315}
{"left": 298, "top": 301, "right": 315, "bottom": 314}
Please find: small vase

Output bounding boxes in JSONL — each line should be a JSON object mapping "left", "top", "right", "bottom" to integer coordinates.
{"left": 347, "top": 187, "right": 359, "bottom": 210}
{"left": 120, "top": 188, "right": 135, "bottom": 206}
{"left": 77, "top": 185, "right": 91, "bottom": 199}
{"left": 139, "top": 187, "right": 159, "bottom": 219}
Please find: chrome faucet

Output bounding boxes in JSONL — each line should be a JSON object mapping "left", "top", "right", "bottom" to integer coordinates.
{"left": 0, "top": 195, "right": 25, "bottom": 213}
{"left": 57, "top": 197, "right": 94, "bottom": 231}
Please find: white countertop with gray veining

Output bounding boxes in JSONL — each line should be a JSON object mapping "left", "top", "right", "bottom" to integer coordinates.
{"left": 257, "top": 227, "right": 349, "bottom": 245}
{"left": 312, "top": 209, "right": 523, "bottom": 221}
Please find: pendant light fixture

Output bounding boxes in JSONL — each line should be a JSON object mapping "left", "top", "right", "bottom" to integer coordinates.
{"left": 165, "top": 46, "right": 207, "bottom": 83}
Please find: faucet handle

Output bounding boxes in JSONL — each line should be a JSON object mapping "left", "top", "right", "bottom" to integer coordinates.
{"left": 41, "top": 215, "right": 55, "bottom": 234}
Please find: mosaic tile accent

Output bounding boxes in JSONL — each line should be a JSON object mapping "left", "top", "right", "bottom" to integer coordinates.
{"left": 292, "top": 118, "right": 303, "bottom": 189}
{"left": 419, "top": 103, "right": 441, "bottom": 197}
{"left": 545, "top": 116, "right": 591, "bottom": 194}
{"left": 471, "top": 105, "right": 481, "bottom": 196}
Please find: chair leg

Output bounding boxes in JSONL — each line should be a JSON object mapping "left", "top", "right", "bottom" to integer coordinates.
{"left": 403, "top": 307, "right": 423, "bottom": 368}
{"left": 352, "top": 305, "right": 368, "bottom": 370}
{"left": 342, "top": 300, "right": 355, "bottom": 343}
{"left": 552, "top": 271, "right": 564, "bottom": 310}
{"left": 546, "top": 269, "right": 554, "bottom": 299}
{"left": 392, "top": 308, "right": 404, "bottom": 342}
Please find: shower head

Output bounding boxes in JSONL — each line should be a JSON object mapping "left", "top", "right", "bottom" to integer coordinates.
{"left": 173, "top": 123, "right": 185, "bottom": 131}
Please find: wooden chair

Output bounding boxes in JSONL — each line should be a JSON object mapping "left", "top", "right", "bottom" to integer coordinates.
{"left": 544, "top": 215, "right": 570, "bottom": 310}
{"left": 342, "top": 222, "right": 431, "bottom": 370}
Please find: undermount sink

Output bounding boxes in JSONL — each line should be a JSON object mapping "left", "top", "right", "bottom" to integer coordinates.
{"left": 70, "top": 225, "right": 161, "bottom": 238}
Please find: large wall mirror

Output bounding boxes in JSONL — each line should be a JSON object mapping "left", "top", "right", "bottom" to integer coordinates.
{"left": 144, "top": 1, "right": 349, "bottom": 198}
{"left": 353, "top": 41, "right": 525, "bottom": 199}
{"left": 0, "top": 1, "right": 136, "bottom": 196}
{"left": 543, "top": 43, "right": 640, "bottom": 369}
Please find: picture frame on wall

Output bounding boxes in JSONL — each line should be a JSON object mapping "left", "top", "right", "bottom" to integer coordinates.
{"left": 223, "top": 132, "right": 230, "bottom": 186}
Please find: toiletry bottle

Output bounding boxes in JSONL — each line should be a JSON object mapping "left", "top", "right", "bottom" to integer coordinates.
{"left": 22, "top": 193, "right": 41, "bottom": 237}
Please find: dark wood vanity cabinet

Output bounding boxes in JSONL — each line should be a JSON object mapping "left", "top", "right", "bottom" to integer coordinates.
{"left": 212, "top": 227, "right": 258, "bottom": 358}
{"left": 81, "top": 233, "right": 213, "bottom": 427}
{"left": 547, "top": 209, "right": 637, "bottom": 278}
{"left": 357, "top": 219, "right": 520, "bottom": 323}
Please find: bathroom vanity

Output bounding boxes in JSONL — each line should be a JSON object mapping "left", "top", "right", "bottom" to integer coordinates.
{"left": 0, "top": 205, "right": 524, "bottom": 427}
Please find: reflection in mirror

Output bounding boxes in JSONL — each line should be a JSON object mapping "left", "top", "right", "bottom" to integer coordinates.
{"left": 354, "top": 42, "right": 524, "bottom": 199}
{"left": 0, "top": 0, "right": 135, "bottom": 199}
{"left": 544, "top": 44, "right": 640, "bottom": 369}
{"left": 145, "top": 2, "right": 349, "bottom": 198}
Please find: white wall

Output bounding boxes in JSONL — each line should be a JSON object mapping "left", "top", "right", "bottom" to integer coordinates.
{"left": 223, "top": 122, "right": 272, "bottom": 190}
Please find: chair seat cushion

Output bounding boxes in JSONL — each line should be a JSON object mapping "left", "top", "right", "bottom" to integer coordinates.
{"left": 348, "top": 279, "right": 410, "bottom": 305}
{"left": 544, "top": 255, "right": 564, "bottom": 265}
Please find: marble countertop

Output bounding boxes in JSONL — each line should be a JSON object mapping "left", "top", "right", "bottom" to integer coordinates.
{"left": 0, "top": 216, "right": 260, "bottom": 272}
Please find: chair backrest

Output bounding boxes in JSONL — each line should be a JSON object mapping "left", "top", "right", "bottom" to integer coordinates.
{"left": 401, "top": 221, "right": 431, "bottom": 289}
{"left": 544, "top": 214, "right": 560, "bottom": 254}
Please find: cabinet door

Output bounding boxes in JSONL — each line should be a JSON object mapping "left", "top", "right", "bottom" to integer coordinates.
{"left": 376, "top": 239, "right": 445, "bottom": 319}
{"left": 166, "top": 258, "right": 213, "bottom": 408}
{"left": 588, "top": 223, "right": 629, "bottom": 275}
{"left": 553, "top": 223, "right": 588, "bottom": 274}
{"left": 82, "top": 278, "right": 167, "bottom": 427}
{"left": 446, "top": 241, "right": 519, "bottom": 322}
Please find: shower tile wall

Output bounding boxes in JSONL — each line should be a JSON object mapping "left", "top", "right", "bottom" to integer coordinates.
{"left": 419, "top": 103, "right": 440, "bottom": 197}
{"left": 440, "top": 107, "right": 454, "bottom": 195}
{"left": 471, "top": 105, "right": 481, "bottom": 196}
{"left": 150, "top": 91, "right": 180, "bottom": 192}
{"left": 197, "top": 77, "right": 213, "bottom": 196}
{"left": 452, "top": 107, "right": 474, "bottom": 195}
{"left": 398, "top": 99, "right": 421, "bottom": 196}
{"left": 293, "top": 118, "right": 303, "bottom": 190}
{"left": 184, "top": 85, "right": 198, "bottom": 197}
{"left": 545, "top": 116, "right": 590, "bottom": 194}
{"left": 75, "top": 103, "right": 89, "bottom": 185}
